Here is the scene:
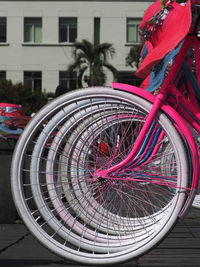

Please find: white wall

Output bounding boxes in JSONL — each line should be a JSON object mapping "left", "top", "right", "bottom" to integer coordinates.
{"left": 0, "top": 1, "right": 153, "bottom": 92}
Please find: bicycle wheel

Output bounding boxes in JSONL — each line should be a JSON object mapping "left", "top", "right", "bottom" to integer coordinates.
{"left": 11, "top": 87, "right": 189, "bottom": 265}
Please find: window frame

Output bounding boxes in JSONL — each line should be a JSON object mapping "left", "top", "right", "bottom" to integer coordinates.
{"left": 0, "top": 71, "right": 6, "bottom": 80}
{"left": 59, "top": 17, "right": 77, "bottom": 43}
{"left": 126, "top": 18, "right": 141, "bottom": 44}
{"left": 94, "top": 17, "right": 100, "bottom": 46}
{"left": 0, "top": 17, "right": 7, "bottom": 43}
{"left": 24, "top": 71, "right": 42, "bottom": 92}
{"left": 59, "top": 71, "right": 77, "bottom": 91}
{"left": 24, "top": 17, "right": 42, "bottom": 43}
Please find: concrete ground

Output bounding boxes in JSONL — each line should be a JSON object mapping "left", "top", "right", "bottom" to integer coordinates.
{"left": 0, "top": 140, "right": 200, "bottom": 266}
{"left": 0, "top": 208, "right": 200, "bottom": 267}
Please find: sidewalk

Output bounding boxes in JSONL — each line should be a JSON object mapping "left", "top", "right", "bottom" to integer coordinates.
{"left": 0, "top": 208, "right": 200, "bottom": 267}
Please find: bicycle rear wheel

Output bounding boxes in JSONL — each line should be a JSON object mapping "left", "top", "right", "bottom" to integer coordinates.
{"left": 11, "top": 87, "right": 189, "bottom": 265}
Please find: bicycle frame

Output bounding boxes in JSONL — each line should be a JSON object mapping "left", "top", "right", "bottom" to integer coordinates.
{"left": 10, "top": 2, "right": 200, "bottom": 265}
{"left": 95, "top": 31, "right": 200, "bottom": 218}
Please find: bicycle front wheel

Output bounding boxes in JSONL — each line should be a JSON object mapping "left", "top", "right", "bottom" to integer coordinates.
{"left": 11, "top": 87, "right": 189, "bottom": 265}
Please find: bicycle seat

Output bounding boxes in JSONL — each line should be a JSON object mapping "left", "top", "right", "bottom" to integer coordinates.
{"left": 136, "top": 0, "right": 192, "bottom": 79}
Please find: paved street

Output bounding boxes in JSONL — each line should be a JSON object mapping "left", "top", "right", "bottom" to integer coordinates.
{"left": 0, "top": 140, "right": 200, "bottom": 266}
{"left": 0, "top": 208, "right": 200, "bottom": 267}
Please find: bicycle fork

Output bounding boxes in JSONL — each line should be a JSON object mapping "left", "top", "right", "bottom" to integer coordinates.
{"left": 93, "top": 91, "right": 166, "bottom": 180}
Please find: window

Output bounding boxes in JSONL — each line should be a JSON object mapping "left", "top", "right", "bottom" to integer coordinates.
{"left": 94, "top": 17, "right": 100, "bottom": 46}
{"left": 127, "top": 18, "right": 141, "bottom": 43}
{"left": 59, "top": 17, "right": 77, "bottom": 43}
{"left": 0, "top": 18, "right": 6, "bottom": 42}
{"left": 59, "top": 71, "right": 77, "bottom": 91}
{"left": 24, "top": 18, "right": 42, "bottom": 43}
{"left": 0, "top": 71, "right": 6, "bottom": 80}
{"left": 24, "top": 71, "right": 42, "bottom": 91}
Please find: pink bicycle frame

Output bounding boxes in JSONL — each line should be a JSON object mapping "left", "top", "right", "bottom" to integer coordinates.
{"left": 96, "top": 35, "right": 200, "bottom": 217}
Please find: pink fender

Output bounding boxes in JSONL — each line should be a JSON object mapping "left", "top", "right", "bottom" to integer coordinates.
{"left": 112, "top": 82, "right": 199, "bottom": 218}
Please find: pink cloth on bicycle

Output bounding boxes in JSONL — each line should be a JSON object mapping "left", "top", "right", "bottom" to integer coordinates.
{"left": 136, "top": 0, "right": 192, "bottom": 79}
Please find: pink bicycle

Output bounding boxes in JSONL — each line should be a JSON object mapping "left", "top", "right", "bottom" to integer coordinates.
{"left": 11, "top": 0, "right": 200, "bottom": 265}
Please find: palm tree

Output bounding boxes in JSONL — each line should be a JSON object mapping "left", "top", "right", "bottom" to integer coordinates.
{"left": 68, "top": 39, "right": 117, "bottom": 87}
{"left": 125, "top": 44, "right": 143, "bottom": 69}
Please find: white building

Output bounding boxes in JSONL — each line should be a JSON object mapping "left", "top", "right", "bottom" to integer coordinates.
{"left": 0, "top": 0, "right": 153, "bottom": 93}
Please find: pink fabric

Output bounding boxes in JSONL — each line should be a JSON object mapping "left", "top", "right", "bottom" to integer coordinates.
{"left": 136, "top": 0, "right": 192, "bottom": 78}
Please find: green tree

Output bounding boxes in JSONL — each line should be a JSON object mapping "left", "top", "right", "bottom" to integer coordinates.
{"left": 0, "top": 79, "right": 48, "bottom": 115}
{"left": 68, "top": 39, "right": 117, "bottom": 87}
{"left": 125, "top": 44, "right": 143, "bottom": 69}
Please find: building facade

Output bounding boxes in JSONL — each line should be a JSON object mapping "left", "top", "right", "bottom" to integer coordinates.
{"left": 0, "top": 0, "right": 153, "bottom": 93}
